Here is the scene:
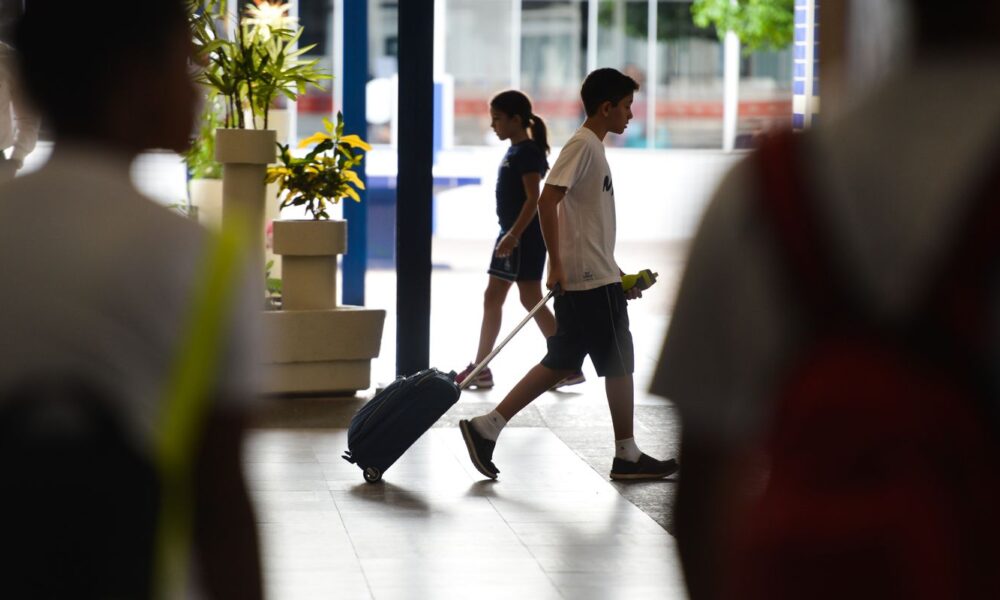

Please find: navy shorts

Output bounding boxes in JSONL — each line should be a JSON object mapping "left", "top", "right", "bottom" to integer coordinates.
{"left": 541, "top": 283, "right": 634, "bottom": 377}
{"left": 487, "top": 225, "right": 546, "bottom": 282}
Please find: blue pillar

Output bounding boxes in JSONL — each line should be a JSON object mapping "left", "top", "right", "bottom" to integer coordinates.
{"left": 342, "top": 0, "right": 368, "bottom": 306}
{"left": 396, "top": 0, "right": 435, "bottom": 376}
{"left": 793, "top": 0, "right": 820, "bottom": 130}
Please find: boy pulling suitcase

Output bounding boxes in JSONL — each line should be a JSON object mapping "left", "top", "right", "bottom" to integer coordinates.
{"left": 460, "top": 68, "right": 679, "bottom": 481}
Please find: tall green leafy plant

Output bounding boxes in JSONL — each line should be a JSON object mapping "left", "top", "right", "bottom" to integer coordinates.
{"left": 187, "top": 0, "right": 329, "bottom": 130}
{"left": 265, "top": 113, "right": 371, "bottom": 220}
{"left": 248, "top": 26, "right": 326, "bottom": 129}
{"left": 691, "top": 0, "right": 795, "bottom": 52}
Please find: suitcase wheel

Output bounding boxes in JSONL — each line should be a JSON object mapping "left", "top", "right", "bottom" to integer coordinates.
{"left": 363, "top": 467, "right": 382, "bottom": 483}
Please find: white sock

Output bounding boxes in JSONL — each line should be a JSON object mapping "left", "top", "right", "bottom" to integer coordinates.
{"left": 471, "top": 410, "right": 507, "bottom": 442}
{"left": 615, "top": 437, "right": 641, "bottom": 462}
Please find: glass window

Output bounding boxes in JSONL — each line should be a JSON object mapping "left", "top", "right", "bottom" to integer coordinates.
{"left": 297, "top": 0, "right": 335, "bottom": 140}
{"left": 446, "top": 0, "right": 514, "bottom": 146}
{"left": 520, "top": 1, "right": 588, "bottom": 145}
{"left": 296, "top": 0, "right": 792, "bottom": 151}
{"left": 368, "top": 0, "right": 398, "bottom": 144}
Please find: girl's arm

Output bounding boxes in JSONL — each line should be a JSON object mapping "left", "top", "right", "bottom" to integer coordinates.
{"left": 496, "top": 171, "right": 544, "bottom": 257}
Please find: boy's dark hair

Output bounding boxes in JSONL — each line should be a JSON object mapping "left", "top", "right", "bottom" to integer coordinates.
{"left": 491, "top": 90, "right": 549, "bottom": 156}
{"left": 581, "top": 68, "right": 639, "bottom": 117}
{"left": 15, "top": 0, "right": 188, "bottom": 137}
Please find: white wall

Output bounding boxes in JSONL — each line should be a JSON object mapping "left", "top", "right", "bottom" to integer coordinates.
{"left": 425, "top": 145, "right": 742, "bottom": 242}
{"left": 19, "top": 141, "right": 742, "bottom": 244}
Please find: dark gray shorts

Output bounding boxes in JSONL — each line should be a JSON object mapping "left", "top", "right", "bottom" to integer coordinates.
{"left": 541, "top": 283, "right": 634, "bottom": 377}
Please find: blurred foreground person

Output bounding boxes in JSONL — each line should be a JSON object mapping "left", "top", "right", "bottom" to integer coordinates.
{"left": 654, "top": 1, "right": 1000, "bottom": 599}
{"left": 0, "top": 1, "right": 264, "bottom": 598}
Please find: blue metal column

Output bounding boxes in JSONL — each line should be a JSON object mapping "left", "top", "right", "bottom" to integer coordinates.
{"left": 342, "top": 0, "right": 368, "bottom": 306}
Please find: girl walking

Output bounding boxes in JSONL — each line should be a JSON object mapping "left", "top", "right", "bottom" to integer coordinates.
{"left": 456, "top": 90, "right": 584, "bottom": 390}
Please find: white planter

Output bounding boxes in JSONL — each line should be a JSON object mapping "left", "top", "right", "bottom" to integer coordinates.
{"left": 264, "top": 218, "right": 385, "bottom": 395}
{"left": 260, "top": 306, "right": 386, "bottom": 394}
{"left": 273, "top": 219, "right": 347, "bottom": 311}
{"left": 189, "top": 178, "right": 223, "bottom": 229}
{"left": 215, "top": 128, "right": 277, "bottom": 268}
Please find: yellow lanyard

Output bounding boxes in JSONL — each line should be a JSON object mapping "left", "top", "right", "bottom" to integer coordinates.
{"left": 154, "top": 222, "right": 246, "bottom": 598}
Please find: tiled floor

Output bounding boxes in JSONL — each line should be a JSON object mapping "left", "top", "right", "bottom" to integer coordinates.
{"left": 248, "top": 239, "right": 690, "bottom": 598}
{"left": 247, "top": 428, "right": 687, "bottom": 599}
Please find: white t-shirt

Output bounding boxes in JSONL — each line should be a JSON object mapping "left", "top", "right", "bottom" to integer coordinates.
{"left": 545, "top": 127, "right": 620, "bottom": 291}
{"left": 652, "top": 56, "right": 1000, "bottom": 448}
{"left": 0, "top": 145, "right": 262, "bottom": 456}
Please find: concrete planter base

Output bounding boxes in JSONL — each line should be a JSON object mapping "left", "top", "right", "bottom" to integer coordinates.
{"left": 261, "top": 306, "right": 386, "bottom": 395}
{"left": 265, "top": 220, "right": 383, "bottom": 395}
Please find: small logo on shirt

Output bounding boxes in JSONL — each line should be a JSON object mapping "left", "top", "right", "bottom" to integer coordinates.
{"left": 603, "top": 175, "right": 614, "bottom": 195}
{"left": 583, "top": 270, "right": 595, "bottom": 281}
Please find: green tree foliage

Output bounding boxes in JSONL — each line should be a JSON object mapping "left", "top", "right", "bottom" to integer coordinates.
{"left": 691, "top": 0, "right": 795, "bottom": 52}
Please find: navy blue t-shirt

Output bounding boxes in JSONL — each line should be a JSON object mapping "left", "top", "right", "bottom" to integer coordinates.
{"left": 495, "top": 140, "right": 549, "bottom": 231}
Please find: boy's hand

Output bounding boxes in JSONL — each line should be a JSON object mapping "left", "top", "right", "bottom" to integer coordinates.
{"left": 495, "top": 233, "right": 518, "bottom": 258}
{"left": 621, "top": 269, "right": 657, "bottom": 301}
{"left": 546, "top": 263, "right": 566, "bottom": 295}
{"left": 624, "top": 286, "right": 643, "bottom": 301}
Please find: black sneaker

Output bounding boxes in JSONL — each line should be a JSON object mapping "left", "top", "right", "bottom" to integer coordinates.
{"left": 609, "top": 453, "right": 679, "bottom": 481}
{"left": 459, "top": 419, "right": 499, "bottom": 479}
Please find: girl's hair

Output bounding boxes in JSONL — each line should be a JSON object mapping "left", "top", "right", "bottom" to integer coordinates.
{"left": 490, "top": 90, "right": 549, "bottom": 155}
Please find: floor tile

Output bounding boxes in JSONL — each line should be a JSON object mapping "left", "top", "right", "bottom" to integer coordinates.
{"left": 248, "top": 427, "right": 687, "bottom": 599}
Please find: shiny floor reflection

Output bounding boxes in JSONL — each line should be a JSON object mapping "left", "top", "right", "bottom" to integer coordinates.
{"left": 246, "top": 428, "right": 687, "bottom": 599}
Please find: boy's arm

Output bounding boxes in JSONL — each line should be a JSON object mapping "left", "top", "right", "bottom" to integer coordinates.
{"left": 538, "top": 183, "right": 567, "bottom": 291}
{"left": 496, "top": 172, "right": 543, "bottom": 258}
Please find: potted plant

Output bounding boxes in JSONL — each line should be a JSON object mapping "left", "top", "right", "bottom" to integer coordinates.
{"left": 187, "top": 0, "right": 329, "bottom": 264}
{"left": 189, "top": 1, "right": 327, "bottom": 131}
{"left": 259, "top": 115, "right": 385, "bottom": 395}
{"left": 265, "top": 112, "right": 371, "bottom": 310}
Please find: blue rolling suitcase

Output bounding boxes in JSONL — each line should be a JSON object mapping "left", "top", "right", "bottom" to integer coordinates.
{"left": 343, "top": 290, "right": 555, "bottom": 483}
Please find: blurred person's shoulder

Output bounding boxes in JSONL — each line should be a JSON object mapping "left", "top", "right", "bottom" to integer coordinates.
{"left": 0, "top": 145, "right": 262, "bottom": 442}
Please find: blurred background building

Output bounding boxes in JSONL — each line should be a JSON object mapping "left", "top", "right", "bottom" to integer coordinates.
{"left": 295, "top": 0, "right": 793, "bottom": 150}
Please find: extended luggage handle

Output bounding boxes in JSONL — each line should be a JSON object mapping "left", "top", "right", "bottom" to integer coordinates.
{"left": 458, "top": 285, "right": 559, "bottom": 391}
